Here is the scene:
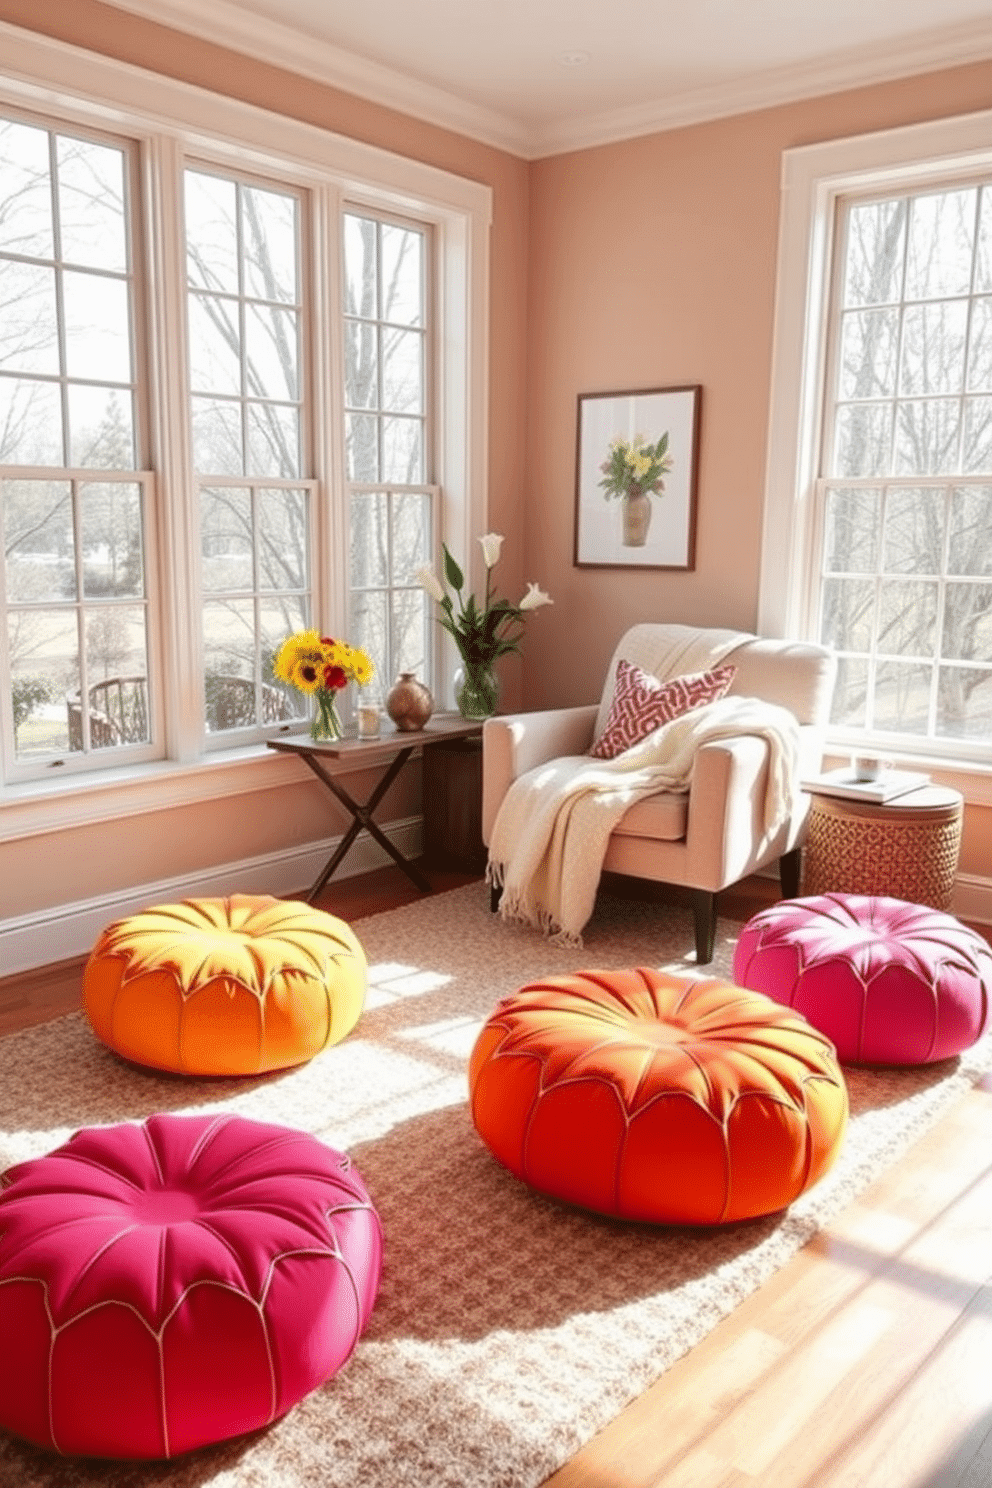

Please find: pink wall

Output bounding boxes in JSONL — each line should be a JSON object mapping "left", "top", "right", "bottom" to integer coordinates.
{"left": 524, "top": 64, "right": 992, "bottom": 882}
{"left": 0, "top": 0, "right": 988, "bottom": 914}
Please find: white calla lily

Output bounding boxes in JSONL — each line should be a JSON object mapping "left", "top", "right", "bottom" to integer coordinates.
{"left": 478, "top": 532, "right": 504, "bottom": 569}
{"left": 417, "top": 540, "right": 551, "bottom": 717}
{"left": 414, "top": 565, "right": 445, "bottom": 604}
{"left": 519, "top": 583, "right": 553, "bottom": 611}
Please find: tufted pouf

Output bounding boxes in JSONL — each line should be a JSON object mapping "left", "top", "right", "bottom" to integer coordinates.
{"left": 468, "top": 968, "right": 848, "bottom": 1225}
{"left": 732, "top": 894, "right": 992, "bottom": 1066}
{"left": 84, "top": 894, "right": 366, "bottom": 1075}
{"left": 0, "top": 1112, "right": 383, "bottom": 1459}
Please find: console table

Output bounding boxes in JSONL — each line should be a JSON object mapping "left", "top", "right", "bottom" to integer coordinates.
{"left": 267, "top": 714, "right": 483, "bottom": 902}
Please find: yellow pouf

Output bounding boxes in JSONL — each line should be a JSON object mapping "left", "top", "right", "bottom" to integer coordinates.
{"left": 84, "top": 895, "right": 366, "bottom": 1076}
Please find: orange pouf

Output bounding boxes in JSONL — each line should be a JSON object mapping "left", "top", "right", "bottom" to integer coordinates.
{"left": 84, "top": 895, "right": 366, "bottom": 1076}
{"left": 469, "top": 968, "right": 848, "bottom": 1225}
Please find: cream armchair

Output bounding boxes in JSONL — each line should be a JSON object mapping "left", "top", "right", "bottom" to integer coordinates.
{"left": 482, "top": 624, "right": 836, "bottom": 963}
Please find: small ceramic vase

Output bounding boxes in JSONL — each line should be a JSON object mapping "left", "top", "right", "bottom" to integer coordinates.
{"left": 622, "top": 489, "right": 652, "bottom": 547}
{"left": 385, "top": 672, "right": 433, "bottom": 732}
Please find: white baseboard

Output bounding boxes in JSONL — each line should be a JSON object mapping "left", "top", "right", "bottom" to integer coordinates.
{"left": 953, "top": 873, "right": 992, "bottom": 929}
{"left": 0, "top": 817, "right": 422, "bottom": 977}
{"left": 6, "top": 833, "right": 988, "bottom": 979}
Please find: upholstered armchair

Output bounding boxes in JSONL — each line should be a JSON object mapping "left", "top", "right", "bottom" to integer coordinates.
{"left": 481, "top": 623, "right": 836, "bottom": 963}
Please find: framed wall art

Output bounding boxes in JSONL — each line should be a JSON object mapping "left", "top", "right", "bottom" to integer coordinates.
{"left": 573, "top": 384, "right": 701, "bottom": 570}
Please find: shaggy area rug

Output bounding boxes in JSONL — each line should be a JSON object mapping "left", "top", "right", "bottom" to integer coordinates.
{"left": 1, "top": 883, "right": 990, "bottom": 1488}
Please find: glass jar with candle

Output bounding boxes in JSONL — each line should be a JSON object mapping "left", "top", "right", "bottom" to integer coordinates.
{"left": 357, "top": 690, "right": 382, "bottom": 740}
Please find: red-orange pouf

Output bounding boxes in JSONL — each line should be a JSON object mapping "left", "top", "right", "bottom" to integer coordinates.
{"left": 469, "top": 969, "right": 848, "bottom": 1225}
{"left": 84, "top": 895, "right": 366, "bottom": 1076}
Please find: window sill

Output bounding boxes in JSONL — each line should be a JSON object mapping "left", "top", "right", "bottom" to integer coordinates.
{"left": 0, "top": 742, "right": 313, "bottom": 844}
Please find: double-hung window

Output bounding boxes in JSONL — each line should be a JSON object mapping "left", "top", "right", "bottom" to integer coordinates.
{"left": 0, "top": 30, "right": 489, "bottom": 810}
{"left": 0, "top": 118, "right": 156, "bottom": 769}
{"left": 762, "top": 111, "right": 992, "bottom": 772}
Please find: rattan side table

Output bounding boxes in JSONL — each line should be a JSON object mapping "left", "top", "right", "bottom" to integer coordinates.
{"left": 802, "top": 784, "right": 964, "bottom": 911}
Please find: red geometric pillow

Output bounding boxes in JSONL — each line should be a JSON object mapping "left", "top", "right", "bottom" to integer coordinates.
{"left": 590, "top": 658, "right": 737, "bottom": 760}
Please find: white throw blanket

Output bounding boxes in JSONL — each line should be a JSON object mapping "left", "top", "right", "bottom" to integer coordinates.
{"left": 487, "top": 694, "right": 802, "bottom": 948}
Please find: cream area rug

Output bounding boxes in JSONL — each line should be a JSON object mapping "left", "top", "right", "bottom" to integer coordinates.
{"left": 1, "top": 883, "right": 991, "bottom": 1488}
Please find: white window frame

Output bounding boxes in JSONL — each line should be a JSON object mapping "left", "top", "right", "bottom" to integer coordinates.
{"left": 760, "top": 105, "right": 992, "bottom": 800}
{"left": 0, "top": 22, "right": 490, "bottom": 844}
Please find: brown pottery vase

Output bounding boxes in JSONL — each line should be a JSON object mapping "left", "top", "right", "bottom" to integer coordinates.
{"left": 385, "top": 672, "right": 434, "bottom": 731}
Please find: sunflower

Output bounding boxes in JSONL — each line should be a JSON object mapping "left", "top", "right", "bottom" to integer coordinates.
{"left": 348, "top": 646, "right": 375, "bottom": 686}
{"left": 274, "top": 630, "right": 375, "bottom": 696}
{"left": 273, "top": 630, "right": 325, "bottom": 693}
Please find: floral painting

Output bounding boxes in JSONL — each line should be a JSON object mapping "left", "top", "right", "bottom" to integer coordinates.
{"left": 574, "top": 385, "right": 701, "bottom": 569}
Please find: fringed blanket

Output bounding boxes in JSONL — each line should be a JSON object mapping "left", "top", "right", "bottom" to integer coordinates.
{"left": 487, "top": 694, "right": 802, "bottom": 948}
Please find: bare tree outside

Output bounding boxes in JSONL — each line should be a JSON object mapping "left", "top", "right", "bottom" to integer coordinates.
{"left": 821, "top": 183, "right": 992, "bottom": 743}
{"left": 343, "top": 211, "right": 432, "bottom": 700}
{"left": 1, "top": 125, "right": 439, "bottom": 766}
{"left": 184, "top": 168, "right": 310, "bottom": 733}
{"left": 0, "top": 116, "right": 149, "bottom": 759}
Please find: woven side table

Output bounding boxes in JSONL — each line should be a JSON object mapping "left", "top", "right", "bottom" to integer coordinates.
{"left": 802, "top": 785, "right": 963, "bottom": 911}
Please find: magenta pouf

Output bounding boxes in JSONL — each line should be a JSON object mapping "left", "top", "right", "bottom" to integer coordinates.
{"left": 0, "top": 1113, "right": 383, "bottom": 1460}
{"left": 733, "top": 894, "right": 992, "bottom": 1066}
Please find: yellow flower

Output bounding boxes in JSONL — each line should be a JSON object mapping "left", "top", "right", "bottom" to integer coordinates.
{"left": 274, "top": 630, "right": 324, "bottom": 690}
{"left": 274, "top": 630, "right": 374, "bottom": 695}
{"left": 350, "top": 648, "right": 374, "bottom": 686}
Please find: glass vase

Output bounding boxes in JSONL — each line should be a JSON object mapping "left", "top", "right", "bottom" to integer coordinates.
{"left": 311, "top": 689, "right": 343, "bottom": 741}
{"left": 454, "top": 662, "right": 499, "bottom": 721}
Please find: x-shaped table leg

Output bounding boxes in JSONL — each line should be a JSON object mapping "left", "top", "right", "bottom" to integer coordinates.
{"left": 295, "top": 744, "right": 433, "bottom": 901}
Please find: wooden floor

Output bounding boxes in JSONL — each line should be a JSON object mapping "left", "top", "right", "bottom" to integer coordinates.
{"left": 2, "top": 867, "right": 990, "bottom": 1488}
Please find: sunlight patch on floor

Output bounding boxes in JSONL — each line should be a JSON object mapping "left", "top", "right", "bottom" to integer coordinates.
{"left": 397, "top": 1015, "right": 482, "bottom": 1059}
{"left": 364, "top": 960, "right": 453, "bottom": 1007}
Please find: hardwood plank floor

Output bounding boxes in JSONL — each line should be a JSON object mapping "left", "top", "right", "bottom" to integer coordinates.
{"left": 546, "top": 1072, "right": 992, "bottom": 1488}
{"left": 1, "top": 866, "right": 990, "bottom": 1488}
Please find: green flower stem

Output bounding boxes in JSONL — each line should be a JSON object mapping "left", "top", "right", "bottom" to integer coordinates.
{"left": 311, "top": 689, "right": 343, "bottom": 741}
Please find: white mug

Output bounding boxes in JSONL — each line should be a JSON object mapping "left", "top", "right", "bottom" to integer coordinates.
{"left": 852, "top": 755, "right": 881, "bottom": 782}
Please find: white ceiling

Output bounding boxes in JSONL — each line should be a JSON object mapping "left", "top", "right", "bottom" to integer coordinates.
{"left": 106, "top": 0, "right": 992, "bottom": 157}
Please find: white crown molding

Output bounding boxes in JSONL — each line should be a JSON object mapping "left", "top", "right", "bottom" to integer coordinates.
{"left": 92, "top": 0, "right": 533, "bottom": 157}
{"left": 534, "top": 17, "right": 992, "bottom": 157}
{"left": 87, "top": 3, "right": 992, "bottom": 160}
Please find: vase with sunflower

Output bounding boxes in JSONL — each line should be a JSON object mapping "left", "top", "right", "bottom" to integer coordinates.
{"left": 273, "top": 630, "right": 374, "bottom": 741}
{"left": 415, "top": 534, "right": 552, "bottom": 721}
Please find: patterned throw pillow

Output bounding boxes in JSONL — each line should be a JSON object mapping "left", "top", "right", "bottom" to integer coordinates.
{"left": 590, "top": 658, "right": 737, "bottom": 760}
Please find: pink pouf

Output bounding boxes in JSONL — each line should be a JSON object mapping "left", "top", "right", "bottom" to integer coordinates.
{"left": 0, "top": 1112, "right": 383, "bottom": 1459}
{"left": 733, "top": 894, "right": 992, "bottom": 1066}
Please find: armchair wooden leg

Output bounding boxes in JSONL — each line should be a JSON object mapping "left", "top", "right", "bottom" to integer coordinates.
{"left": 780, "top": 845, "right": 802, "bottom": 899}
{"left": 692, "top": 890, "right": 717, "bottom": 965}
{"left": 490, "top": 883, "right": 503, "bottom": 913}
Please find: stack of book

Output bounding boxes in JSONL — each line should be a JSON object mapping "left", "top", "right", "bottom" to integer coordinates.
{"left": 801, "top": 767, "right": 931, "bottom": 804}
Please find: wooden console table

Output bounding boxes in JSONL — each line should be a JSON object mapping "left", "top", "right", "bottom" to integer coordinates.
{"left": 267, "top": 714, "right": 483, "bottom": 901}
{"left": 802, "top": 783, "right": 964, "bottom": 910}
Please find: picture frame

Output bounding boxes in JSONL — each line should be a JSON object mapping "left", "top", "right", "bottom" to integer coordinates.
{"left": 574, "top": 384, "right": 701, "bottom": 570}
